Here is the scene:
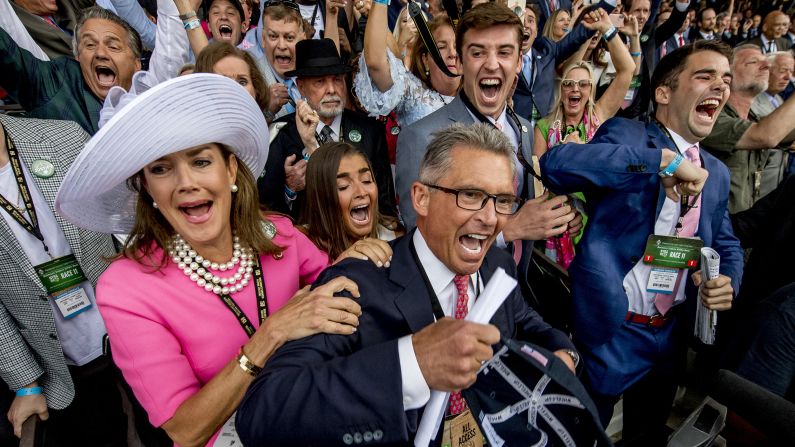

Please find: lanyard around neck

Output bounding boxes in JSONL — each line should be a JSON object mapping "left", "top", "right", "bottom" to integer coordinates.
{"left": 0, "top": 131, "right": 51, "bottom": 256}
{"left": 214, "top": 255, "right": 269, "bottom": 337}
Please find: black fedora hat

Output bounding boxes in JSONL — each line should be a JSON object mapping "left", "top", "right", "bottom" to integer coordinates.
{"left": 285, "top": 38, "right": 353, "bottom": 78}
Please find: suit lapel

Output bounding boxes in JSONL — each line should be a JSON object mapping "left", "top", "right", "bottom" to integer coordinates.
{"left": 647, "top": 122, "right": 676, "bottom": 219}
{"left": 389, "top": 234, "right": 437, "bottom": 332}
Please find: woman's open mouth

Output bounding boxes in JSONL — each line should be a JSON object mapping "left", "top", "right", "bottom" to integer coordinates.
{"left": 179, "top": 200, "right": 214, "bottom": 224}
{"left": 349, "top": 204, "right": 371, "bottom": 226}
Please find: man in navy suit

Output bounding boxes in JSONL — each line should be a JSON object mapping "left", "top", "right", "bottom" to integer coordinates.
{"left": 541, "top": 40, "right": 743, "bottom": 445}
{"left": 236, "top": 123, "right": 578, "bottom": 446}
{"left": 513, "top": 3, "right": 616, "bottom": 123}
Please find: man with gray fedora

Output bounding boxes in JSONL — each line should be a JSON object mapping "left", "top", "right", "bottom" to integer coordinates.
{"left": 258, "top": 37, "right": 397, "bottom": 220}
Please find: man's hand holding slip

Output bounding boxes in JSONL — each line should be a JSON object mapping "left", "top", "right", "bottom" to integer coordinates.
{"left": 691, "top": 271, "right": 734, "bottom": 311}
{"left": 412, "top": 318, "right": 500, "bottom": 392}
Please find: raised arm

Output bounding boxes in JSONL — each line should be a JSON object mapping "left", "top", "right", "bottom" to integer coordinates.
{"left": 362, "top": 0, "right": 395, "bottom": 92}
{"left": 324, "top": 0, "right": 345, "bottom": 53}
{"left": 0, "top": 26, "right": 58, "bottom": 112}
{"left": 174, "top": 0, "right": 208, "bottom": 59}
{"left": 595, "top": 12, "right": 636, "bottom": 121}
{"left": 654, "top": 0, "right": 690, "bottom": 46}
{"left": 110, "top": 0, "right": 158, "bottom": 50}
{"left": 146, "top": 0, "right": 192, "bottom": 83}
{"left": 735, "top": 93, "right": 795, "bottom": 149}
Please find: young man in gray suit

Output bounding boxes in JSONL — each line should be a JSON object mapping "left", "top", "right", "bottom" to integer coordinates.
{"left": 395, "top": 3, "right": 581, "bottom": 295}
{"left": 0, "top": 115, "right": 135, "bottom": 446}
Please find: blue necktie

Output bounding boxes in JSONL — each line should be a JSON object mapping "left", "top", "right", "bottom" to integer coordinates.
{"left": 522, "top": 53, "right": 533, "bottom": 86}
{"left": 283, "top": 78, "right": 299, "bottom": 114}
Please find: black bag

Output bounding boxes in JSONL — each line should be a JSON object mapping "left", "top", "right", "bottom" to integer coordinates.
{"left": 463, "top": 339, "right": 612, "bottom": 447}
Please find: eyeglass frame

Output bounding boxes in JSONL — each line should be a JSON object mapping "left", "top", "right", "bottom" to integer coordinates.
{"left": 560, "top": 79, "right": 593, "bottom": 89}
{"left": 423, "top": 183, "right": 523, "bottom": 215}
{"left": 262, "top": 0, "right": 301, "bottom": 13}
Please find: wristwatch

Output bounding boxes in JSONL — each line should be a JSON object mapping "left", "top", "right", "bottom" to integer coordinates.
{"left": 563, "top": 349, "right": 580, "bottom": 368}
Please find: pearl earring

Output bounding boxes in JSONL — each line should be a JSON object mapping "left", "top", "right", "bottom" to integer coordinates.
{"left": 152, "top": 201, "right": 158, "bottom": 209}
{"left": 231, "top": 184, "right": 239, "bottom": 193}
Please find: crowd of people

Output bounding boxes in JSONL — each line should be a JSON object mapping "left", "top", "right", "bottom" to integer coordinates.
{"left": 0, "top": 0, "right": 793, "bottom": 445}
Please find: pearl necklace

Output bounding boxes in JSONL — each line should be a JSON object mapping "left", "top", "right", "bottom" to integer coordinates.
{"left": 169, "top": 234, "right": 255, "bottom": 296}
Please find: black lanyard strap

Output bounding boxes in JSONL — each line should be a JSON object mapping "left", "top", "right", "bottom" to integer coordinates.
{"left": 0, "top": 130, "right": 50, "bottom": 255}
{"left": 408, "top": 236, "right": 481, "bottom": 321}
{"left": 215, "top": 255, "right": 269, "bottom": 337}
{"left": 459, "top": 92, "right": 540, "bottom": 199}
{"left": 653, "top": 119, "right": 703, "bottom": 235}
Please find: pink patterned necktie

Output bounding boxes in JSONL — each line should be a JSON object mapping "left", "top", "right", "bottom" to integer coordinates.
{"left": 448, "top": 275, "right": 470, "bottom": 415}
{"left": 654, "top": 145, "right": 702, "bottom": 315}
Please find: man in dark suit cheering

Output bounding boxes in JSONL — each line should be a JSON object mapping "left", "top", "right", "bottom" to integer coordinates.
{"left": 237, "top": 123, "right": 578, "bottom": 446}
{"left": 259, "top": 38, "right": 396, "bottom": 220}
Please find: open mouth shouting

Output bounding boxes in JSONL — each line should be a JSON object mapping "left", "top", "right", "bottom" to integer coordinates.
{"left": 350, "top": 203, "right": 371, "bottom": 226}
{"left": 273, "top": 51, "right": 293, "bottom": 72}
{"left": 694, "top": 98, "right": 721, "bottom": 123}
{"left": 94, "top": 64, "right": 117, "bottom": 88}
{"left": 566, "top": 93, "right": 582, "bottom": 110}
{"left": 179, "top": 200, "right": 214, "bottom": 225}
{"left": 218, "top": 24, "right": 234, "bottom": 41}
{"left": 458, "top": 233, "right": 488, "bottom": 257}
{"left": 478, "top": 78, "right": 503, "bottom": 107}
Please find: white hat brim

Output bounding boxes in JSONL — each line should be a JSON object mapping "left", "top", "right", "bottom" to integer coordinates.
{"left": 56, "top": 73, "right": 269, "bottom": 234}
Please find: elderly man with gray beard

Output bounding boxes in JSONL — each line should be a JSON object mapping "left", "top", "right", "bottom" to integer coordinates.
{"left": 702, "top": 44, "right": 795, "bottom": 213}
{"left": 258, "top": 38, "right": 397, "bottom": 221}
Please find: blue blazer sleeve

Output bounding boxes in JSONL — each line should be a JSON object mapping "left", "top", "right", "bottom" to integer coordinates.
{"left": 540, "top": 120, "right": 663, "bottom": 195}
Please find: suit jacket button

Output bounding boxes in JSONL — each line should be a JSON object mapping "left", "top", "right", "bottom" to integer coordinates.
{"left": 39, "top": 295, "right": 48, "bottom": 301}
{"left": 639, "top": 164, "right": 647, "bottom": 171}
{"left": 363, "top": 431, "right": 373, "bottom": 442}
{"left": 630, "top": 256, "right": 639, "bottom": 263}
{"left": 343, "top": 433, "right": 353, "bottom": 445}
{"left": 373, "top": 430, "right": 383, "bottom": 441}
{"left": 49, "top": 333, "right": 58, "bottom": 340}
{"left": 354, "top": 432, "right": 363, "bottom": 444}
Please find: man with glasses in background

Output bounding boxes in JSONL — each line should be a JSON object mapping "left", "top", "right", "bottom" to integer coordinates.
{"left": 236, "top": 123, "right": 579, "bottom": 445}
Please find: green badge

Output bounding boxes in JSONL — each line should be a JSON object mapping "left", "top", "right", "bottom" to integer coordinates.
{"left": 35, "top": 254, "right": 88, "bottom": 295}
{"left": 521, "top": 125, "right": 528, "bottom": 133}
{"left": 31, "top": 160, "right": 54, "bottom": 178}
{"left": 348, "top": 129, "right": 362, "bottom": 143}
{"left": 642, "top": 235, "right": 703, "bottom": 269}
{"left": 390, "top": 126, "right": 401, "bottom": 136}
{"left": 640, "top": 34, "right": 649, "bottom": 43}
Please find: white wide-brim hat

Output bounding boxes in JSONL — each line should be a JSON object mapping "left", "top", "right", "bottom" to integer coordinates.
{"left": 56, "top": 73, "right": 269, "bottom": 234}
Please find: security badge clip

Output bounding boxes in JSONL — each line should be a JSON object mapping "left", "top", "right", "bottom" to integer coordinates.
{"left": 35, "top": 254, "right": 91, "bottom": 319}
{"left": 642, "top": 235, "right": 703, "bottom": 295}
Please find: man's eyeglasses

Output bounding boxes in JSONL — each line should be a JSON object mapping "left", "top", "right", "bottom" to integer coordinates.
{"left": 424, "top": 184, "right": 522, "bottom": 215}
{"left": 262, "top": 0, "right": 301, "bottom": 13}
{"left": 560, "top": 79, "right": 593, "bottom": 89}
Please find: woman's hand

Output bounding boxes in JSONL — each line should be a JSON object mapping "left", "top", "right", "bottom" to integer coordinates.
{"left": 335, "top": 238, "right": 393, "bottom": 267}
{"left": 563, "top": 132, "right": 582, "bottom": 144}
{"left": 259, "top": 277, "right": 362, "bottom": 346}
{"left": 620, "top": 14, "right": 640, "bottom": 38}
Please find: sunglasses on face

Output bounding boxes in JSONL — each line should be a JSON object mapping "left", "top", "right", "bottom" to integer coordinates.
{"left": 262, "top": 0, "right": 301, "bottom": 13}
{"left": 561, "top": 79, "right": 593, "bottom": 89}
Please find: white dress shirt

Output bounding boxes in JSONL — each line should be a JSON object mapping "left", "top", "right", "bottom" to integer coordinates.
{"left": 622, "top": 128, "right": 700, "bottom": 316}
{"left": 397, "top": 230, "right": 481, "bottom": 410}
{"left": 0, "top": 160, "right": 106, "bottom": 366}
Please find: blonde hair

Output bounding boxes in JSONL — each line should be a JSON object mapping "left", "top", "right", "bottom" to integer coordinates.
{"left": 543, "top": 61, "right": 598, "bottom": 144}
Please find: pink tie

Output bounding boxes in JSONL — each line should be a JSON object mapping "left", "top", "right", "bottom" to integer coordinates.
{"left": 661, "top": 42, "right": 667, "bottom": 58}
{"left": 654, "top": 146, "right": 701, "bottom": 315}
{"left": 679, "top": 34, "right": 685, "bottom": 47}
{"left": 448, "top": 275, "right": 470, "bottom": 416}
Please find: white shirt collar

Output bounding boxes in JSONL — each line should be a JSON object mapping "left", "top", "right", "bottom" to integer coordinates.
{"left": 666, "top": 126, "right": 698, "bottom": 154}
{"left": 412, "top": 229, "right": 477, "bottom": 301}
{"left": 315, "top": 114, "right": 343, "bottom": 140}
